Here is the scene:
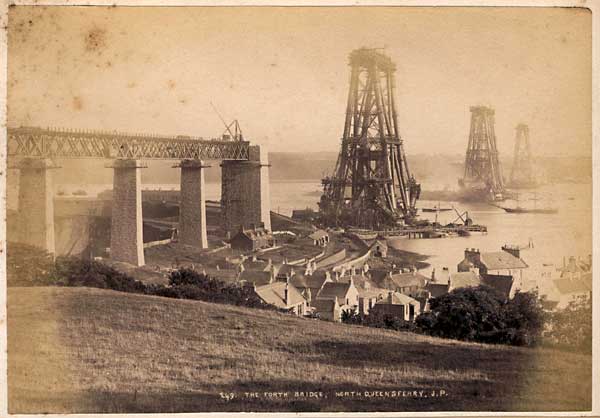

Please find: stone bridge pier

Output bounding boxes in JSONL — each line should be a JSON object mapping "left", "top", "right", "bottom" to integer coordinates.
{"left": 109, "top": 159, "right": 146, "bottom": 266}
{"left": 221, "top": 145, "right": 271, "bottom": 234}
{"left": 15, "top": 158, "right": 58, "bottom": 254}
{"left": 176, "top": 159, "right": 209, "bottom": 249}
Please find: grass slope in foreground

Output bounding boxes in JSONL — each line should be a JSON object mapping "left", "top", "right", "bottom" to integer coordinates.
{"left": 8, "top": 287, "right": 591, "bottom": 413}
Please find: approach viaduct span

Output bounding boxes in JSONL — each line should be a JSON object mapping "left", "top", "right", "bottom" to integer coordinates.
{"left": 8, "top": 126, "right": 271, "bottom": 266}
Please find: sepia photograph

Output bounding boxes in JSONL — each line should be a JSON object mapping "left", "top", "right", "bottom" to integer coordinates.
{"left": 3, "top": 2, "right": 597, "bottom": 415}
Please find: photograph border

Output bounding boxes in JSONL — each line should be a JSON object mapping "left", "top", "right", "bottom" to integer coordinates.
{"left": 0, "top": 0, "right": 597, "bottom": 416}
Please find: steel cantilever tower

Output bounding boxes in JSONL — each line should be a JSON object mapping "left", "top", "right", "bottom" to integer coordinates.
{"left": 509, "top": 123, "right": 536, "bottom": 188}
{"left": 320, "top": 48, "right": 420, "bottom": 229}
{"left": 459, "top": 106, "right": 505, "bottom": 201}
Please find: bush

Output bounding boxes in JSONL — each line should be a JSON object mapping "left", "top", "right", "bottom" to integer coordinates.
{"left": 546, "top": 295, "right": 591, "bottom": 353}
{"left": 416, "top": 286, "right": 546, "bottom": 346}
{"left": 7, "top": 243, "right": 277, "bottom": 312}
{"left": 167, "top": 268, "right": 277, "bottom": 310}
{"left": 7, "top": 243, "right": 56, "bottom": 287}
{"left": 342, "top": 309, "right": 415, "bottom": 332}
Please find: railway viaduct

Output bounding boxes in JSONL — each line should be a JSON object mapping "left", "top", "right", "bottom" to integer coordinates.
{"left": 7, "top": 126, "right": 271, "bottom": 266}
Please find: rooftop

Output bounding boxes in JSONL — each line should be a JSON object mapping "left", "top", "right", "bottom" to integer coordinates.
{"left": 450, "top": 271, "right": 481, "bottom": 290}
{"left": 425, "top": 282, "right": 449, "bottom": 298}
{"left": 239, "top": 270, "right": 272, "bottom": 286}
{"left": 377, "top": 272, "right": 428, "bottom": 290}
{"left": 480, "top": 251, "right": 528, "bottom": 270}
{"left": 290, "top": 273, "right": 329, "bottom": 290}
{"left": 318, "top": 282, "right": 353, "bottom": 300}
{"left": 554, "top": 273, "right": 592, "bottom": 295}
{"left": 255, "top": 282, "right": 305, "bottom": 309}
{"left": 376, "top": 292, "right": 419, "bottom": 306}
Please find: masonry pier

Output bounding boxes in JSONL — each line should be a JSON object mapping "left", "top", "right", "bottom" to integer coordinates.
{"left": 110, "top": 159, "right": 146, "bottom": 266}
{"left": 221, "top": 145, "right": 271, "bottom": 234}
{"left": 16, "top": 158, "right": 57, "bottom": 254}
{"left": 177, "top": 159, "right": 209, "bottom": 249}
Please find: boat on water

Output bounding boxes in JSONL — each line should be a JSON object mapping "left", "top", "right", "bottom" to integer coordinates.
{"left": 500, "top": 191, "right": 558, "bottom": 214}
{"left": 502, "top": 207, "right": 558, "bottom": 214}
{"left": 421, "top": 206, "right": 453, "bottom": 213}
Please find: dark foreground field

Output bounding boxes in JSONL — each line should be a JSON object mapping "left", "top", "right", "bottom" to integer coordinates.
{"left": 8, "top": 287, "right": 592, "bottom": 413}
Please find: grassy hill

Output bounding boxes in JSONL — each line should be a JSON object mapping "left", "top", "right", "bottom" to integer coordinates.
{"left": 8, "top": 287, "right": 591, "bottom": 413}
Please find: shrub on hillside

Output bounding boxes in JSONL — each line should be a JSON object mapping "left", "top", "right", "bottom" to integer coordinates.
{"left": 342, "top": 309, "right": 416, "bottom": 331}
{"left": 416, "top": 286, "right": 546, "bottom": 346}
{"left": 546, "top": 295, "right": 591, "bottom": 354}
{"left": 7, "top": 243, "right": 278, "bottom": 311}
{"left": 7, "top": 243, "right": 56, "bottom": 287}
{"left": 52, "top": 257, "right": 148, "bottom": 293}
{"left": 167, "top": 268, "right": 277, "bottom": 310}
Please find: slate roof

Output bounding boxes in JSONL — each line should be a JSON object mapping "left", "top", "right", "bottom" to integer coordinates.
{"left": 480, "top": 251, "right": 528, "bottom": 270}
{"left": 450, "top": 271, "right": 481, "bottom": 290}
{"left": 339, "top": 275, "right": 376, "bottom": 289}
{"left": 376, "top": 292, "right": 420, "bottom": 306}
{"left": 277, "top": 264, "right": 295, "bottom": 277}
{"left": 255, "top": 282, "right": 305, "bottom": 308}
{"left": 425, "top": 282, "right": 449, "bottom": 298}
{"left": 377, "top": 272, "right": 428, "bottom": 290}
{"left": 317, "top": 282, "right": 353, "bottom": 300}
{"left": 553, "top": 273, "right": 592, "bottom": 295}
{"left": 291, "top": 273, "right": 329, "bottom": 291}
{"left": 241, "top": 260, "right": 270, "bottom": 271}
{"left": 239, "top": 270, "right": 272, "bottom": 286}
{"left": 481, "top": 275, "right": 514, "bottom": 299}
{"left": 358, "top": 288, "right": 387, "bottom": 299}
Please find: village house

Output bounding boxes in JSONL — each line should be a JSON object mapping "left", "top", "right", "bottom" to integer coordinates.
{"left": 430, "top": 267, "right": 451, "bottom": 284}
{"left": 253, "top": 281, "right": 307, "bottom": 315}
{"left": 312, "top": 297, "right": 342, "bottom": 322}
{"left": 375, "top": 270, "right": 429, "bottom": 295}
{"left": 229, "top": 224, "right": 274, "bottom": 252}
{"left": 316, "top": 279, "right": 359, "bottom": 314}
{"left": 290, "top": 270, "right": 332, "bottom": 305}
{"left": 339, "top": 275, "right": 387, "bottom": 315}
{"left": 308, "top": 230, "right": 329, "bottom": 247}
{"left": 371, "top": 291, "right": 421, "bottom": 321}
{"left": 551, "top": 255, "right": 593, "bottom": 309}
{"left": 457, "top": 246, "right": 528, "bottom": 298}
{"left": 425, "top": 281, "right": 449, "bottom": 298}
{"left": 552, "top": 272, "right": 592, "bottom": 309}
{"left": 237, "top": 256, "right": 278, "bottom": 285}
{"left": 370, "top": 239, "right": 388, "bottom": 258}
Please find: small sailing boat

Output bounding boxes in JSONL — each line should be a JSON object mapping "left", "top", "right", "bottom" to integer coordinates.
{"left": 501, "top": 191, "right": 558, "bottom": 214}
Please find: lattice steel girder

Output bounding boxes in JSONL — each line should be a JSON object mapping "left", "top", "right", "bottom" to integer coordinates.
{"left": 7, "top": 127, "right": 250, "bottom": 160}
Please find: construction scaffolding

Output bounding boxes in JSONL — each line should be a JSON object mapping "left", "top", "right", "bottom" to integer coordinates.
{"left": 509, "top": 123, "right": 536, "bottom": 188}
{"left": 319, "top": 48, "right": 420, "bottom": 229}
{"left": 458, "top": 106, "right": 505, "bottom": 201}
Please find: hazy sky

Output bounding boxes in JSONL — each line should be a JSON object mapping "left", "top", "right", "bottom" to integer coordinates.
{"left": 8, "top": 6, "right": 592, "bottom": 157}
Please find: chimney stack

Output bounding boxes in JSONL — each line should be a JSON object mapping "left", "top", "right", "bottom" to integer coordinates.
{"left": 284, "top": 280, "right": 289, "bottom": 305}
